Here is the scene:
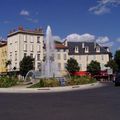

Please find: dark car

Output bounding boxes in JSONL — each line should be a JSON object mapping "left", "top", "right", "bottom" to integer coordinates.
{"left": 115, "top": 73, "right": 120, "bottom": 86}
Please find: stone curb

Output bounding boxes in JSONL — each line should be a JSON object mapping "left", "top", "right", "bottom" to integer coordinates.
{"left": 0, "top": 82, "right": 104, "bottom": 93}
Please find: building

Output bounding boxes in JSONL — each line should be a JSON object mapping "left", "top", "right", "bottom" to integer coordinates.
{"left": 51, "top": 40, "right": 111, "bottom": 75}
{"left": 63, "top": 41, "right": 111, "bottom": 71}
{"left": 54, "top": 41, "right": 69, "bottom": 75}
{"left": 0, "top": 41, "right": 7, "bottom": 74}
{"left": 7, "top": 26, "right": 44, "bottom": 72}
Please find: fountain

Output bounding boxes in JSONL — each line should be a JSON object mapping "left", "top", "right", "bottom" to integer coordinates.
{"left": 25, "top": 26, "right": 61, "bottom": 81}
{"left": 41, "top": 25, "right": 61, "bottom": 78}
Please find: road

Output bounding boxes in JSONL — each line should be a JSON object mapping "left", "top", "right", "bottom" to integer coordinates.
{"left": 0, "top": 82, "right": 120, "bottom": 120}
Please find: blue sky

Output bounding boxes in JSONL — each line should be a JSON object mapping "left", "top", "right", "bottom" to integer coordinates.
{"left": 0, "top": 0, "right": 120, "bottom": 53}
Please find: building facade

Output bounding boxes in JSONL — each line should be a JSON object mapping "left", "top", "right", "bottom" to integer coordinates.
{"left": 0, "top": 42, "right": 7, "bottom": 74}
{"left": 54, "top": 42, "right": 69, "bottom": 75}
{"left": 7, "top": 26, "right": 44, "bottom": 72}
{"left": 64, "top": 41, "right": 111, "bottom": 71}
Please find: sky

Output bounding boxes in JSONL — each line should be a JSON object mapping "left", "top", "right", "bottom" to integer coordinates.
{"left": 0, "top": 0, "right": 120, "bottom": 53}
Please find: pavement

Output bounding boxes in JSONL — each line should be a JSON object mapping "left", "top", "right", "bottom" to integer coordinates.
{"left": 0, "top": 82, "right": 118, "bottom": 120}
{"left": 0, "top": 82, "right": 105, "bottom": 93}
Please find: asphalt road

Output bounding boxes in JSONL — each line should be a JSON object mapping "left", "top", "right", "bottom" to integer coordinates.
{"left": 0, "top": 82, "right": 120, "bottom": 120}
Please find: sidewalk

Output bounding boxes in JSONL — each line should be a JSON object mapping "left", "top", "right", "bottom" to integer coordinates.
{"left": 0, "top": 82, "right": 105, "bottom": 93}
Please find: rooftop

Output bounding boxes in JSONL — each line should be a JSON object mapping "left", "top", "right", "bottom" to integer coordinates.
{"left": 7, "top": 26, "right": 44, "bottom": 37}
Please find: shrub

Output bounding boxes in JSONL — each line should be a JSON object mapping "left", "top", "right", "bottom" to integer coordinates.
{"left": 0, "top": 76, "right": 18, "bottom": 88}
{"left": 66, "top": 76, "right": 96, "bottom": 86}
{"left": 30, "top": 78, "right": 60, "bottom": 88}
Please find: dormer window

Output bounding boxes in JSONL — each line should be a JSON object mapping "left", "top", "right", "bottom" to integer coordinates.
{"left": 106, "top": 48, "right": 110, "bottom": 52}
{"left": 96, "top": 46, "right": 100, "bottom": 52}
{"left": 75, "top": 46, "right": 79, "bottom": 53}
{"left": 82, "top": 43, "right": 85, "bottom": 48}
{"left": 85, "top": 46, "right": 89, "bottom": 53}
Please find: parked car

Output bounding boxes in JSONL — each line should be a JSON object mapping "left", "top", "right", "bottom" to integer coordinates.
{"left": 114, "top": 73, "right": 120, "bottom": 86}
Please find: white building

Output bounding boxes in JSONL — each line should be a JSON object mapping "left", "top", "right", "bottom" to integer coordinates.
{"left": 54, "top": 40, "right": 111, "bottom": 73}
{"left": 7, "top": 26, "right": 44, "bottom": 71}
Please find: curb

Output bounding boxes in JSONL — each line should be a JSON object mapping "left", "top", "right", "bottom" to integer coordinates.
{"left": 0, "top": 82, "right": 104, "bottom": 93}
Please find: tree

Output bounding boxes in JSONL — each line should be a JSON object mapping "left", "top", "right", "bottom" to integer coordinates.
{"left": 114, "top": 50, "right": 120, "bottom": 70}
{"left": 87, "top": 60, "right": 101, "bottom": 76}
{"left": 105, "top": 60, "right": 118, "bottom": 73}
{"left": 5, "top": 60, "right": 11, "bottom": 67}
{"left": 66, "top": 58, "right": 80, "bottom": 74}
{"left": 20, "top": 56, "right": 34, "bottom": 77}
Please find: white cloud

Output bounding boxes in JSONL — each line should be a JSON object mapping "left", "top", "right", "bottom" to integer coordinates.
{"left": 66, "top": 33, "right": 95, "bottom": 42}
{"left": 96, "top": 36, "right": 109, "bottom": 44}
{"left": 89, "top": 0, "right": 120, "bottom": 15}
{"left": 100, "top": 41, "right": 114, "bottom": 47}
{"left": 53, "top": 36, "right": 61, "bottom": 41}
{"left": 116, "top": 38, "right": 120, "bottom": 42}
{"left": 65, "top": 33, "right": 113, "bottom": 47}
{"left": 20, "top": 10, "right": 30, "bottom": 16}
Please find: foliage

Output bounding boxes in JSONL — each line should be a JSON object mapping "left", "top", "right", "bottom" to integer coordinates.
{"left": 114, "top": 50, "right": 120, "bottom": 70}
{"left": 87, "top": 60, "right": 101, "bottom": 76}
{"left": 30, "top": 78, "right": 60, "bottom": 88}
{"left": 20, "top": 56, "right": 34, "bottom": 77}
{"left": 30, "top": 76, "right": 96, "bottom": 88}
{"left": 5, "top": 60, "right": 11, "bottom": 67}
{"left": 66, "top": 58, "right": 80, "bottom": 74}
{"left": 105, "top": 59, "right": 118, "bottom": 73}
{"left": 66, "top": 76, "right": 96, "bottom": 85}
{"left": 0, "top": 76, "right": 18, "bottom": 88}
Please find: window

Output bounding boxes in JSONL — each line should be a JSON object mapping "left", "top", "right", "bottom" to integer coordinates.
{"left": 15, "top": 52, "right": 17, "bottom": 61}
{"left": 37, "top": 62, "right": 41, "bottom": 70}
{"left": 10, "top": 52, "right": 12, "bottom": 60}
{"left": 57, "top": 54, "right": 60, "bottom": 60}
{"left": 96, "top": 46, "right": 100, "bottom": 52}
{"left": 15, "top": 63, "right": 17, "bottom": 68}
{"left": 37, "top": 36, "right": 40, "bottom": 43}
{"left": 64, "top": 54, "right": 67, "bottom": 60}
{"left": 58, "top": 63, "right": 61, "bottom": 71}
{"left": 30, "top": 45, "right": 34, "bottom": 52}
{"left": 24, "top": 53, "right": 27, "bottom": 57}
{"left": 37, "top": 45, "right": 41, "bottom": 52}
{"left": 79, "top": 56, "right": 81, "bottom": 60}
{"left": 86, "top": 55, "right": 89, "bottom": 62}
{"left": 64, "top": 63, "right": 67, "bottom": 69}
{"left": 57, "top": 49, "right": 60, "bottom": 52}
{"left": 93, "top": 55, "right": 96, "bottom": 60}
{"left": 37, "top": 54, "right": 40, "bottom": 61}
{"left": 30, "top": 53, "right": 33, "bottom": 58}
{"left": 101, "top": 55, "right": 104, "bottom": 60}
{"left": 24, "top": 35, "right": 27, "bottom": 42}
{"left": 64, "top": 49, "right": 66, "bottom": 52}
{"left": 30, "top": 36, "right": 34, "bottom": 43}
{"left": 85, "top": 47, "right": 89, "bottom": 53}
{"left": 24, "top": 44, "right": 27, "bottom": 51}
{"left": 75, "top": 46, "right": 79, "bottom": 53}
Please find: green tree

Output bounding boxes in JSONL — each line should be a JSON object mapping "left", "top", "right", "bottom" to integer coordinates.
{"left": 5, "top": 60, "right": 11, "bottom": 67}
{"left": 87, "top": 60, "right": 101, "bottom": 76}
{"left": 66, "top": 58, "right": 80, "bottom": 74}
{"left": 105, "top": 60, "right": 118, "bottom": 73}
{"left": 114, "top": 50, "right": 120, "bottom": 70}
{"left": 20, "top": 56, "right": 34, "bottom": 77}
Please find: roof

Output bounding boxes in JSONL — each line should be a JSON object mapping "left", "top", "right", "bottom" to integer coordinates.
{"left": 7, "top": 26, "right": 44, "bottom": 37}
{"left": 68, "top": 42, "right": 110, "bottom": 55}
{"left": 55, "top": 43, "right": 68, "bottom": 49}
{"left": 0, "top": 40, "right": 7, "bottom": 47}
